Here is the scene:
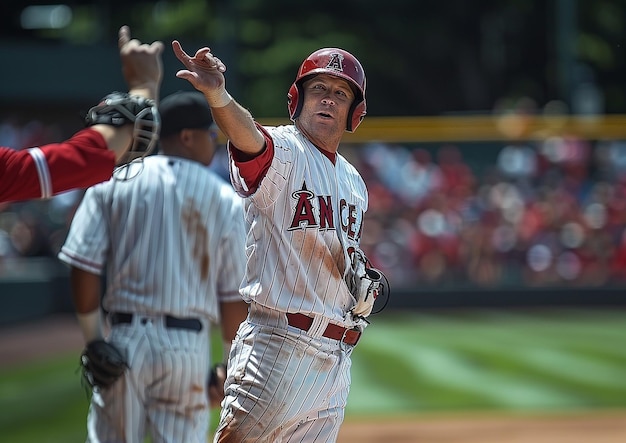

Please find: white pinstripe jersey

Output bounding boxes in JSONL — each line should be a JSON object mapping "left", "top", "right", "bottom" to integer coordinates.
{"left": 58, "top": 155, "right": 246, "bottom": 323}
{"left": 229, "top": 125, "right": 368, "bottom": 325}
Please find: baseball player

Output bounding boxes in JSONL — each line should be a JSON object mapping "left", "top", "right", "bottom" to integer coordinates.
{"left": 0, "top": 25, "right": 162, "bottom": 204}
{"left": 58, "top": 91, "right": 248, "bottom": 443}
{"left": 173, "top": 41, "right": 380, "bottom": 442}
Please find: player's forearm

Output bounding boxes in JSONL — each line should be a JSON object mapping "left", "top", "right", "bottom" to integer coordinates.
{"left": 219, "top": 300, "right": 249, "bottom": 359}
{"left": 70, "top": 267, "right": 102, "bottom": 314}
{"left": 209, "top": 100, "right": 265, "bottom": 156}
{"left": 89, "top": 124, "right": 133, "bottom": 161}
{"left": 70, "top": 267, "right": 105, "bottom": 342}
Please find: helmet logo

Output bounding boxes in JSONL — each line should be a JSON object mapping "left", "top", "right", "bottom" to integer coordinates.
{"left": 325, "top": 53, "right": 345, "bottom": 73}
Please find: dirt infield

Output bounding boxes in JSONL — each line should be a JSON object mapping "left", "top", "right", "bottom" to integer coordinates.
{"left": 2, "top": 315, "right": 625, "bottom": 443}
{"left": 0, "top": 314, "right": 84, "bottom": 367}
{"left": 338, "top": 412, "right": 626, "bottom": 443}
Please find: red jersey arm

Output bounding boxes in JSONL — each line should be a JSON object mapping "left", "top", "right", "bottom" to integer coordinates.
{"left": 228, "top": 123, "right": 274, "bottom": 195}
{"left": 0, "top": 128, "right": 115, "bottom": 203}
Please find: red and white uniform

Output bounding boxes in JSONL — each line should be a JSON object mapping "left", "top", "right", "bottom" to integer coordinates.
{"left": 231, "top": 124, "right": 367, "bottom": 321}
{"left": 0, "top": 128, "right": 115, "bottom": 203}
{"left": 215, "top": 124, "right": 368, "bottom": 442}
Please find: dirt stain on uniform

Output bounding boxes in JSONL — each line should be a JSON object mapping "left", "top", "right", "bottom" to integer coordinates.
{"left": 182, "top": 200, "right": 210, "bottom": 281}
{"left": 296, "top": 230, "right": 344, "bottom": 277}
{"left": 310, "top": 351, "right": 336, "bottom": 372}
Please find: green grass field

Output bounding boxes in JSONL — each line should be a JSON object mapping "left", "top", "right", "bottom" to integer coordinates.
{"left": 1, "top": 308, "right": 625, "bottom": 442}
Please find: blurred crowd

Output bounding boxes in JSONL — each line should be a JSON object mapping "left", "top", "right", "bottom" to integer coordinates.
{"left": 355, "top": 135, "right": 626, "bottom": 289}
{"left": 2, "top": 116, "right": 626, "bottom": 290}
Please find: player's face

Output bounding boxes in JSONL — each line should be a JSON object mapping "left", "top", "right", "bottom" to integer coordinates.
{"left": 296, "top": 74, "right": 354, "bottom": 151}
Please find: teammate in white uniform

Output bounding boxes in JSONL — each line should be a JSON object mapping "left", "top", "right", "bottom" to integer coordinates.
{"left": 58, "top": 91, "right": 248, "bottom": 443}
{"left": 173, "top": 41, "right": 373, "bottom": 442}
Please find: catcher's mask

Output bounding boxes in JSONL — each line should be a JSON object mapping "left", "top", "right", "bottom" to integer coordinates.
{"left": 129, "top": 105, "right": 160, "bottom": 157}
{"left": 114, "top": 105, "right": 160, "bottom": 181}
{"left": 85, "top": 91, "right": 160, "bottom": 172}
{"left": 287, "top": 48, "right": 366, "bottom": 132}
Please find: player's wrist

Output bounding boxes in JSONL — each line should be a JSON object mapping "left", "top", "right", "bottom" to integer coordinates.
{"left": 76, "top": 309, "right": 104, "bottom": 343}
{"left": 205, "top": 87, "right": 232, "bottom": 108}
{"left": 128, "top": 82, "right": 160, "bottom": 101}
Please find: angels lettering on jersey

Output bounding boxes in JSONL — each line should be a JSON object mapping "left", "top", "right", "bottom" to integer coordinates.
{"left": 288, "top": 181, "right": 363, "bottom": 243}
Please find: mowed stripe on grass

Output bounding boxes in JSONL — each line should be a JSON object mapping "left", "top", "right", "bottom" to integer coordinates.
{"left": 347, "top": 308, "right": 626, "bottom": 416}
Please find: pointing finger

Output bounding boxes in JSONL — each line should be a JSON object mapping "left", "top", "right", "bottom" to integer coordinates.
{"left": 172, "top": 40, "right": 190, "bottom": 61}
{"left": 118, "top": 25, "right": 130, "bottom": 49}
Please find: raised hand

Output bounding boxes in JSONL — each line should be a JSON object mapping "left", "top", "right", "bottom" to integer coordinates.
{"left": 118, "top": 25, "right": 164, "bottom": 100}
{"left": 172, "top": 40, "right": 227, "bottom": 97}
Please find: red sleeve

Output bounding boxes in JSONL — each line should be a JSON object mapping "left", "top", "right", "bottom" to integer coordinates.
{"left": 228, "top": 124, "right": 274, "bottom": 195}
{"left": 0, "top": 128, "right": 115, "bottom": 203}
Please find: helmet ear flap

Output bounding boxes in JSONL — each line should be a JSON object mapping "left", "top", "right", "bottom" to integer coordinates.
{"left": 287, "top": 82, "right": 302, "bottom": 121}
{"left": 348, "top": 100, "right": 366, "bottom": 133}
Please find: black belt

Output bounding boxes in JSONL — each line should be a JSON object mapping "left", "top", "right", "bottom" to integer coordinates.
{"left": 286, "top": 313, "right": 361, "bottom": 346}
{"left": 110, "top": 312, "right": 203, "bottom": 332}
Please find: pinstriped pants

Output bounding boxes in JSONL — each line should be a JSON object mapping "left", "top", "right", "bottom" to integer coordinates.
{"left": 214, "top": 303, "right": 354, "bottom": 443}
{"left": 86, "top": 314, "right": 211, "bottom": 443}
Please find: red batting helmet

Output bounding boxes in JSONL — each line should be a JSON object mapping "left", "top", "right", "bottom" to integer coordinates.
{"left": 287, "top": 48, "right": 366, "bottom": 132}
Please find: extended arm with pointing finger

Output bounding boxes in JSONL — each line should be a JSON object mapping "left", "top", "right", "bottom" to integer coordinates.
{"left": 171, "top": 40, "right": 265, "bottom": 157}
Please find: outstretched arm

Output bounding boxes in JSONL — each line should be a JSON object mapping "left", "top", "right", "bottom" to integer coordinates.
{"left": 171, "top": 40, "right": 265, "bottom": 157}
{"left": 0, "top": 26, "right": 163, "bottom": 203}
